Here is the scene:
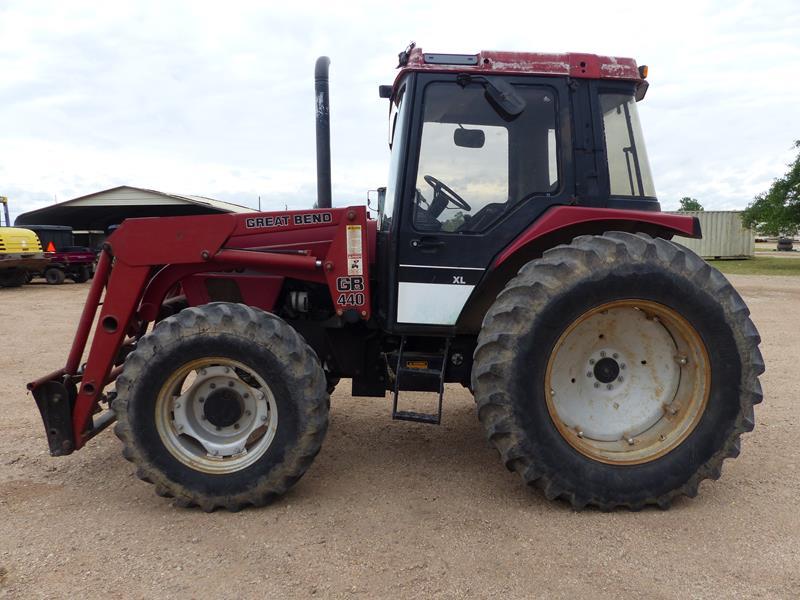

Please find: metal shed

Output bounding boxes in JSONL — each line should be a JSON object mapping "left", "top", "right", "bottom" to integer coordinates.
{"left": 671, "top": 211, "right": 754, "bottom": 259}
{"left": 15, "top": 186, "right": 253, "bottom": 249}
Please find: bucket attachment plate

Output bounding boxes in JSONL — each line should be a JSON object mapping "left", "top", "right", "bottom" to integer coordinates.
{"left": 32, "top": 380, "right": 76, "bottom": 456}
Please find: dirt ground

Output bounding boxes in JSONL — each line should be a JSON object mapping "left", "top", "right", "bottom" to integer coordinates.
{"left": 1, "top": 276, "right": 798, "bottom": 599}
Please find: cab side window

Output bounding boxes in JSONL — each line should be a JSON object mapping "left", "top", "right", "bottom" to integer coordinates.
{"left": 600, "top": 93, "right": 656, "bottom": 198}
{"left": 381, "top": 85, "right": 409, "bottom": 232}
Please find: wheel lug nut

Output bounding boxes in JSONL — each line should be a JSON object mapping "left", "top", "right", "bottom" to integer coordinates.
{"left": 586, "top": 371, "right": 592, "bottom": 378}
{"left": 243, "top": 393, "right": 249, "bottom": 399}
{"left": 612, "top": 353, "right": 619, "bottom": 359}
{"left": 200, "top": 369, "right": 207, "bottom": 376}
{"left": 210, "top": 383, "right": 216, "bottom": 389}
{"left": 228, "top": 381, "right": 235, "bottom": 387}
{"left": 617, "top": 376, "right": 624, "bottom": 382}
{"left": 199, "top": 397, "right": 205, "bottom": 403}
{"left": 606, "top": 384, "right": 613, "bottom": 390}
{"left": 175, "top": 403, "right": 181, "bottom": 409}
{"left": 589, "top": 359, "right": 595, "bottom": 365}
{"left": 600, "top": 351, "right": 606, "bottom": 358}
{"left": 593, "top": 382, "right": 600, "bottom": 388}
{"left": 620, "top": 364, "right": 626, "bottom": 370}
{"left": 224, "top": 367, "right": 231, "bottom": 374}
{"left": 234, "top": 423, "right": 240, "bottom": 429}
{"left": 245, "top": 410, "right": 252, "bottom": 416}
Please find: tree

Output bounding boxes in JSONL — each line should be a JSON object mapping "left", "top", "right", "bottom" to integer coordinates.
{"left": 742, "top": 140, "right": 800, "bottom": 237}
{"left": 678, "top": 197, "right": 704, "bottom": 212}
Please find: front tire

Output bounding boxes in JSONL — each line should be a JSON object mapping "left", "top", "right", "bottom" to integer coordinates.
{"left": 113, "top": 303, "right": 329, "bottom": 510}
{"left": 472, "top": 232, "right": 764, "bottom": 510}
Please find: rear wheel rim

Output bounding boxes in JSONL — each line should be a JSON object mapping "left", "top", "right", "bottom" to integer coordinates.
{"left": 155, "top": 357, "right": 278, "bottom": 474}
{"left": 544, "top": 300, "right": 710, "bottom": 465}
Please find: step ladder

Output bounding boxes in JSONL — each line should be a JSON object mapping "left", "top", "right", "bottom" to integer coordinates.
{"left": 391, "top": 337, "right": 450, "bottom": 425}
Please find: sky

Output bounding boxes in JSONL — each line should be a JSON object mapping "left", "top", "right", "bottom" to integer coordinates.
{"left": 1, "top": 0, "right": 798, "bottom": 222}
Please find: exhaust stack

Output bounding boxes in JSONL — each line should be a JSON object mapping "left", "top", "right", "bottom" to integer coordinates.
{"left": 314, "top": 56, "right": 332, "bottom": 209}
{"left": 0, "top": 196, "right": 10, "bottom": 227}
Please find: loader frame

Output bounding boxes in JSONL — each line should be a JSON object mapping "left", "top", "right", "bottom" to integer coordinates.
{"left": 28, "top": 206, "right": 373, "bottom": 454}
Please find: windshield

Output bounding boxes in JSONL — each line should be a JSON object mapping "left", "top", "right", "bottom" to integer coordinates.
{"left": 600, "top": 93, "right": 656, "bottom": 197}
{"left": 381, "top": 85, "right": 408, "bottom": 232}
{"left": 412, "top": 81, "right": 558, "bottom": 233}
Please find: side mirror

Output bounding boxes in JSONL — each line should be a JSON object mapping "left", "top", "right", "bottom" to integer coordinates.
{"left": 377, "top": 187, "right": 386, "bottom": 216}
{"left": 453, "top": 127, "right": 485, "bottom": 148}
{"left": 485, "top": 78, "right": 526, "bottom": 118}
{"left": 367, "top": 187, "right": 387, "bottom": 213}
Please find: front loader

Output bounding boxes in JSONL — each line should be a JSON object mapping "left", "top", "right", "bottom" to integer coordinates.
{"left": 28, "top": 45, "right": 763, "bottom": 511}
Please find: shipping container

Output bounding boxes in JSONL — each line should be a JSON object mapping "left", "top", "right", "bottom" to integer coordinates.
{"left": 671, "top": 211, "right": 754, "bottom": 259}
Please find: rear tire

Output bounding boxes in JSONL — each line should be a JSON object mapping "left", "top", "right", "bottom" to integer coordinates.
{"left": 44, "top": 267, "right": 65, "bottom": 285}
{"left": 472, "top": 232, "right": 764, "bottom": 509}
{"left": 72, "top": 265, "right": 91, "bottom": 283}
{"left": 113, "top": 302, "right": 329, "bottom": 510}
{"left": 0, "top": 268, "right": 27, "bottom": 288}
{"left": 326, "top": 376, "right": 340, "bottom": 395}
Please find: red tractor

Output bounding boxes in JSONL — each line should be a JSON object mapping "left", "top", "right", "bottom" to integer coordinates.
{"left": 28, "top": 45, "right": 763, "bottom": 511}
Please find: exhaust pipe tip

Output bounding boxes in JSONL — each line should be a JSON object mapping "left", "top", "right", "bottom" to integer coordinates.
{"left": 315, "top": 56, "right": 331, "bottom": 81}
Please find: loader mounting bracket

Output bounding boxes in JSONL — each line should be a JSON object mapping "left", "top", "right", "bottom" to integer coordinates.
{"left": 32, "top": 380, "right": 76, "bottom": 456}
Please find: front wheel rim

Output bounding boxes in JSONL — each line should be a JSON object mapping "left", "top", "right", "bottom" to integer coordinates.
{"left": 545, "top": 300, "right": 710, "bottom": 465}
{"left": 155, "top": 357, "right": 278, "bottom": 474}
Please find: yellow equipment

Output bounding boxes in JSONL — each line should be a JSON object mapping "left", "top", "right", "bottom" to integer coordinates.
{"left": 0, "top": 197, "right": 49, "bottom": 287}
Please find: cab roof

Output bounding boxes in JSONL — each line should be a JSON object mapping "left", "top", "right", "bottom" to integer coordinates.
{"left": 394, "top": 46, "right": 643, "bottom": 89}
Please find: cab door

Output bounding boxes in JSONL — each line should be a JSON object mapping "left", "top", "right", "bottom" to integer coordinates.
{"left": 389, "top": 73, "right": 573, "bottom": 333}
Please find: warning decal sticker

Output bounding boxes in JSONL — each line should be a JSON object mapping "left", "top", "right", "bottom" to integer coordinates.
{"left": 346, "top": 225, "right": 363, "bottom": 276}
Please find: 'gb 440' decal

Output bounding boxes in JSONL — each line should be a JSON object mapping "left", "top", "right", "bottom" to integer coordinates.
{"left": 335, "top": 276, "right": 365, "bottom": 306}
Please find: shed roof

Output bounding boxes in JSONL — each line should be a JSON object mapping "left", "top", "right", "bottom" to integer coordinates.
{"left": 15, "top": 186, "right": 253, "bottom": 231}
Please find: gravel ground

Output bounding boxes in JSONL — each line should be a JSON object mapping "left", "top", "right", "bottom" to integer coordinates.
{"left": 1, "top": 276, "right": 798, "bottom": 599}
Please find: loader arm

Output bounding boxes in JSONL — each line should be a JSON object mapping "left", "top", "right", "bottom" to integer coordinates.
{"left": 28, "top": 206, "right": 373, "bottom": 456}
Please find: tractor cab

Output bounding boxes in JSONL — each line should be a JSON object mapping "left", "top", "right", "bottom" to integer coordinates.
{"left": 377, "top": 47, "right": 656, "bottom": 331}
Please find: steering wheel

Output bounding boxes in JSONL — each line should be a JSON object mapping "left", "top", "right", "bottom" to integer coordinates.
{"left": 423, "top": 175, "right": 471, "bottom": 212}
